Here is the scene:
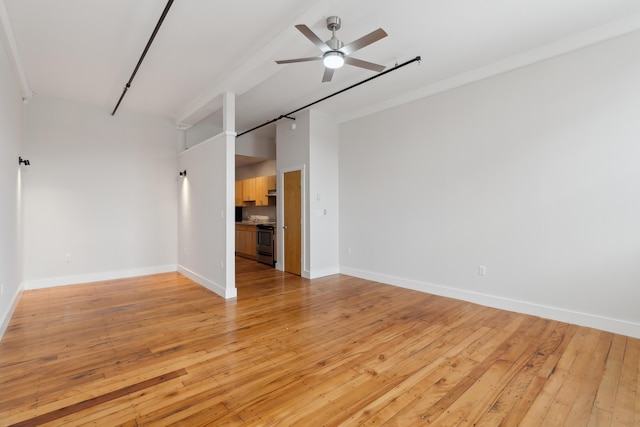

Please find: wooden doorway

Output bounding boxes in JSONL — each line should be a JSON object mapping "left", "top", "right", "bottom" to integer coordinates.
{"left": 283, "top": 170, "right": 302, "bottom": 275}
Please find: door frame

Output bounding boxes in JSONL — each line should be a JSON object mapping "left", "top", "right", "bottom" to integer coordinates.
{"left": 277, "top": 164, "right": 306, "bottom": 276}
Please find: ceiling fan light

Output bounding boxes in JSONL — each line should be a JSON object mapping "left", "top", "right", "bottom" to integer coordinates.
{"left": 323, "top": 51, "right": 344, "bottom": 69}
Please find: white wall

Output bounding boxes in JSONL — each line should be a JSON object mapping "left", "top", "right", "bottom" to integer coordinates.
{"left": 236, "top": 132, "right": 276, "bottom": 159}
{"left": 23, "top": 96, "right": 179, "bottom": 288}
{"left": 184, "top": 110, "right": 223, "bottom": 149}
{"left": 339, "top": 31, "right": 640, "bottom": 338}
{"left": 178, "top": 132, "right": 236, "bottom": 299}
{"left": 276, "top": 111, "right": 310, "bottom": 274}
{"left": 276, "top": 110, "right": 339, "bottom": 278}
{"left": 0, "top": 34, "right": 24, "bottom": 338}
{"left": 236, "top": 159, "right": 276, "bottom": 180}
{"left": 309, "top": 110, "right": 339, "bottom": 278}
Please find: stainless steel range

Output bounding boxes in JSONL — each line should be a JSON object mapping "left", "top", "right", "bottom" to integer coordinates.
{"left": 256, "top": 224, "right": 275, "bottom": 266}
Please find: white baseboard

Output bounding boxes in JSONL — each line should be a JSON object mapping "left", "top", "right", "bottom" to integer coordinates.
{"left": 177, "top": 265, "right": 237, "bottom": 299}
{"left": 24, "top": 265, "right": 178, "bottom": 290}
{"left": 340, "top": 266, "right": 640, "bottom": 339}
{"left": 0, "top": 281, "right": 25, "bottom": 342}
{"left": 308, "top": 267, "right": 340, "bottom": 279}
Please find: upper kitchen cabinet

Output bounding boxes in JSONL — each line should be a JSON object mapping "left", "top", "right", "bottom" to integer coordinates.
{"left": 242, "top": 178, "right": 256, "bottom": 202}
{"left": 236, "top": 174, "right": 276, "bottom": 206}
{"left": 255, "top": 176, "right": 269, "bottom": 206}
{"left": 235, "top": 180, "right": 244, "bottom": 207}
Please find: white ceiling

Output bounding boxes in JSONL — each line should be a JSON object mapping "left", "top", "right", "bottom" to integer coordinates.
{"left": 3, "top": 0, "right": 640, "bottom": 135}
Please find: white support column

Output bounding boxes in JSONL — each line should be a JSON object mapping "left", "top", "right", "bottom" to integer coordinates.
{"left": 223, "top": 92, "right": 235, "bottom": 133}
{"left": 223, "top": 92, "right": 237, "bottom": 298}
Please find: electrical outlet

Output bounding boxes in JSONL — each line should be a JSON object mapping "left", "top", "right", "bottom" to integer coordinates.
{"left": 65, "top": 253, "right": 72, "bottom": 262}
{"left": 347, "top": 248, "right": 352, "bottom": 255}
{"left": 478, "top": 265, "right": 487, "bottom": 276}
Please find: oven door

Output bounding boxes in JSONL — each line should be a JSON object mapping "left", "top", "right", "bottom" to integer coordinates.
{"left": 256, "top": 225, "right": 274, "bottom": 265}
{"left": 256, "top": 226, "right": 274, "bottom": 254}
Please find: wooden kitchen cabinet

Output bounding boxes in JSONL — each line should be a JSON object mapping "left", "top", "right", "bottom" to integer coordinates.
{"left": 235, "top": 224, "right": 256, "bottom": 258}
{"left": 236, "top": 174, "right": 276, "bottom": 206}
{"left": 255, "top": 176, "right": 269, "bottom": 206}
{"left": 242, "top": 178, "right": 256, "bottom": 202}
{"left": 235, "top": 180, "right": 243, "bottom": 207}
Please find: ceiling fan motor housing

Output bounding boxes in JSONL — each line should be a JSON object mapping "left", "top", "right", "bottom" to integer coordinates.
{"left": 326, "top": 16, "right": 344, "bottom": 49}
{"left": 326, "top": 38, "right": 344, "bottom": 50}
{"left": 326, "top": 16, "right": 341, "bottom": 31}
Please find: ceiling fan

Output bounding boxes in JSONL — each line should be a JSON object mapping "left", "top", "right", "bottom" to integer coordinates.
{"left": 276, "top": 16, "right": 388, "bottom": 83}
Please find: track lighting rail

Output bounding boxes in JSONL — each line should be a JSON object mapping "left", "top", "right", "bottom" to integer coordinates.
{"left": 111, "top": 0, "right": 174, "bottom": 116}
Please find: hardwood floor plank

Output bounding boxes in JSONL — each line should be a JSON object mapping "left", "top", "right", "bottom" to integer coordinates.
{"left": 0, "top": 261, "right": 638, "bottom": 426}
{"left": 418, "top": 317, "right": 535, "bottom": 425}
{"left": 589, "top": 333, "right": 626, "bottom": 425}
{"left": 461, "top": 318, "right": 557, "bottom": 426}
{"left": 7, "top": 369, "right": 186, "bottom": 426}
{"left": 539, "top": 328, "right": 604, "bottom": 426}
{"left": 398, "top": 314, "right": 526, "bottom": 424}
{"left": 40, "top": 397, "right": 138, "bottom": 427}
{"left": 497, "top": 321, "right": 577, "bottom": 427}
{"left": 610, "top": 337, "right": 640, "bottom": 426}
{"left": 518, "top": 325, "right": 590, "bottom": 427}
{"left": 352, "top": 326, "right": 497, "bottom": 424}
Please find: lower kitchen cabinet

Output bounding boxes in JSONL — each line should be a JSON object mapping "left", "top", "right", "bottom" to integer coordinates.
{"left": 235, "top": 224, "right": 256, "bottom": 258}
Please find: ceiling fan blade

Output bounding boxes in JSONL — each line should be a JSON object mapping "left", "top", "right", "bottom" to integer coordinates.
{"left": 344, "top": 56, "right": 386, "bottom": 72}
{"left": 340, "top": 28, "right": 388, "bottom": 56}
{"left": 295, "top": 24, "right": 331, "bottom": 52}
{"left": 322, "top": 67, "right": 335, "bottom": 83}
{"left": 276, "top": 56, "right": 322, "bottom": 64}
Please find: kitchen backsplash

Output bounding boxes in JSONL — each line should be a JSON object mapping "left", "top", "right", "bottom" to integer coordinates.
{"left": 242, "top": 205, "right": 276, "bottom": 221}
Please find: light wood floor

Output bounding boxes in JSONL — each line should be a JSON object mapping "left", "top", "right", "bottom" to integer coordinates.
{"left": 1, "top": 258, "right": 638, "bottom": 426}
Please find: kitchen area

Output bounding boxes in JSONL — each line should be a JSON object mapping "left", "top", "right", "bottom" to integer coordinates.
{"left": 235, "top": 167, "right": 277, "bottom": 267}
{"left": 232, "top": 120, "right": 279, "bottom": 269}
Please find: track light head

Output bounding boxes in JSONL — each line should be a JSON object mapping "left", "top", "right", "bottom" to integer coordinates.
{"left": 179, "top": 170, "right": 187, "bottom": 177}
{"left": 19, "top": 157, "right": 30, "bottom": 166}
